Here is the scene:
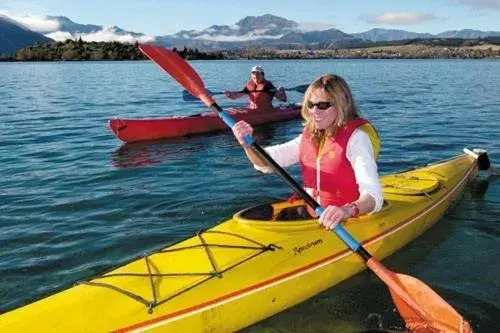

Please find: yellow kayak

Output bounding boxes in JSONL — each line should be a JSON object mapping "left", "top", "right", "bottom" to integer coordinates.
{"left": 0, "top": 150, "right": 483, "bottom": 332}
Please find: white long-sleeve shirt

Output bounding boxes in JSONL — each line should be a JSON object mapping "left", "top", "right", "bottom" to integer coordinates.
{"left": 254, "top": 129, "right": 383, "bottom": 213}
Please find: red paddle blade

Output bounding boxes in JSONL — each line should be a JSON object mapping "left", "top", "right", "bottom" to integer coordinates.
{"left": 367, "top": 259, "right": 471, "bottom": 333}
{"left": 138, "top": 44, "right": 215, "bottom": 106}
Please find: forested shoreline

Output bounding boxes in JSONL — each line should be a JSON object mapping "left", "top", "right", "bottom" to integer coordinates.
{"left": 1, "top": 37, "right": 499, "bottom": 62}
{"left": 0, "top": 39, "right": 224, "bottom": 61}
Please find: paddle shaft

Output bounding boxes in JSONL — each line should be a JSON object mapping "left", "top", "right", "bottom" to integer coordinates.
{"left": 182, "top": 84, "right": 309, "bottom": 102}
{"left": 209, "top": 102, "right": 372, "bottom": 261}
{"left": 226, "top": 84, "right": 308, "bottom": 95}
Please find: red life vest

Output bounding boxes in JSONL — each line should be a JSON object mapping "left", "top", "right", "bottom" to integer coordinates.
{"left": 245, "top": 80, "right": 274, "bottom": 110}
{"left": 299, "top": 118, "right": 370, "bottom": 208}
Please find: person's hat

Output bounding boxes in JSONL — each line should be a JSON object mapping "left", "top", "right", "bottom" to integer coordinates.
{"left": 251, "top": 65, "right": 264, "bottom": 73}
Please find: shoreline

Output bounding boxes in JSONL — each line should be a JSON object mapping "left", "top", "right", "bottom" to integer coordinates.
{"left": 230, "top": 44, "right": 500, "bottom": 60}
{"left": 2, "top": 43, "right": 500, "bottom": 62}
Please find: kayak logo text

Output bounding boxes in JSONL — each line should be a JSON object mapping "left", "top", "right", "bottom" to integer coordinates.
{"left": 293, "top": 239, "right": 323, "bottom": 255}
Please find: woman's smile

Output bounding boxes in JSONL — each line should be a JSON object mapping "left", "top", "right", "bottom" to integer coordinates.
{"left": 308, "top": 89, "right": 337, "bottom": 130}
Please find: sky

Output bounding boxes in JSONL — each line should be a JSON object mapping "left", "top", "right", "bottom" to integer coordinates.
{"left": 1, "top": 0, "right": 499, "bottom": 41}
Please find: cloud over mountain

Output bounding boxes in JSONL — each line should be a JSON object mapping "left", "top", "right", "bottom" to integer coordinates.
{"left": 0, "top": 12, "right": 154, "bottom": 43}
{"left": 172, "top": 14, "right": 300, "bottom": 42}
{"left": 0, "top": 12, "right": 60, "bottom": 32}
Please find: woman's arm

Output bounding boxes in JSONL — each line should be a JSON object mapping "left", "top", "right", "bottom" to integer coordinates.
{"left": 346, "top": 129, "right": 384, "bottom": 214}
{"left": 232, "top": 121, "right": 301, "bottom": 171}
{"left": 319, "top": 192, "right": 376, "bottom": 229}
{"left": 266, "top": 82, "right": 287, "bottom": 102}
{"left": 274, "top": 87, "right": 288, "bottom": 102}
{"left": 223, "top": 91, "right": 246, "bottom": 100}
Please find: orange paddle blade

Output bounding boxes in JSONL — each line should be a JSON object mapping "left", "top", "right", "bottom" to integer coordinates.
{"left": 138, "top": 44, "right": 215, "bottom": 106}
{"left": 367, "top": 259, "right": 471, "bottom": 333}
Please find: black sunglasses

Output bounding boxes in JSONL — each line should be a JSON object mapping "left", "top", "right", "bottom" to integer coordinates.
{"left": 307, "top": 101, "right": 332, "bottom": 110}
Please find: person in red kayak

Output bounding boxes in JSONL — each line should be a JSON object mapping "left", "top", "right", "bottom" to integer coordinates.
{"left": 231, "top": 74, "right": 383, "bottom": 227}
{"left": 223, "top": 65, "right": 287, "bottom": 111}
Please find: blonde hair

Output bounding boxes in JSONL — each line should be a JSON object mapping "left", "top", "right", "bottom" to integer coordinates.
{"left": 301, "top": 74, "right": 360, "bottom": 144}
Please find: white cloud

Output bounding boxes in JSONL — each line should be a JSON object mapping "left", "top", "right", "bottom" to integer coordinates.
{"left": 194, "top": 32, "right": 283, "bottom": 42}
{"left": 78, "top": 27, "right": 155, "bottom": 43}
{"left": 366, "top": 12, "right": 437, "bottom": 25}
{"left": 45, "top": 30, "right": 73, "bottom": 41}
{"left": 297, "top": 21, "right": 334, "bottom": 32}
{"left": 45, "top": 27, "right": 155, "bottom": 43}
{"left": 249, "top": 28, "right": 277, "bottom": 36}
{"left": 0, "top": 11, "right": 60, "bottom": 32}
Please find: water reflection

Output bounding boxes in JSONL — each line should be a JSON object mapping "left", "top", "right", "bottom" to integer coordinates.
{"left": 111, "top": 137, "right": 209, "bottom": 168}
{"left": 469, "top": 173, "right": 499, "bottom": 199}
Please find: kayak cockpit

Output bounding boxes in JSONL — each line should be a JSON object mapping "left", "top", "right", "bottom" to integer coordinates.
{"left": 234, "top": 201, "right": 320, "bottom": 231}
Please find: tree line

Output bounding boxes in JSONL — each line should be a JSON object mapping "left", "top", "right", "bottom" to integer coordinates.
{"left": 0, "top": 39, "right": 224, "bottom": 61}
{"left": 1, "top": 37, "right": 499, "bottom": 61}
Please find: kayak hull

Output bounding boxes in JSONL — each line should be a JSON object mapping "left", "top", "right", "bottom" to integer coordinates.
{"left": 108, "top": 105, "right": 302, "bottom": 143}
{"left": 0, "top": 153, "right": 478, "bottom": 332}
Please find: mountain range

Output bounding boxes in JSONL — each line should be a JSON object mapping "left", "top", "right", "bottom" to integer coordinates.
{"left": 43, "top": 15, "right": 147, "bottom": 41}
{"left": 1, "top": 13, "right": 500, "bottom": 55}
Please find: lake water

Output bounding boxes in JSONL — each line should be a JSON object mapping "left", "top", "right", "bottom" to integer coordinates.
{"left": 0, "top": 59, "right": 499, "bottom": 332}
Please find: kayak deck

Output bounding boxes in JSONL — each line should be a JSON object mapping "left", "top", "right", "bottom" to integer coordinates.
{"left": 108, "top": 104, "right": 302, "bottom": 143}
{"left": 0, "top": 153, "right": 478, "bottom": 332}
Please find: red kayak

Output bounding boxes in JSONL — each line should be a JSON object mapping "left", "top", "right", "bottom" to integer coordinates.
{"left": 108, "top": 105, "right": 302, "bottom": 143}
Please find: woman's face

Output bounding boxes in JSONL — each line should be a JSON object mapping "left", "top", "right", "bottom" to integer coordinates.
{"left": 307, "top": 88, "right": 337, "bottom": 130}
{"left": 251, "top": 71, "right": 264, "bottom": 83}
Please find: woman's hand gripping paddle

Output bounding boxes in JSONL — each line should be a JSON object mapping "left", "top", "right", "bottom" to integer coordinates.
{"left": 138, "top": 43, "right": 472, "bottom": 333}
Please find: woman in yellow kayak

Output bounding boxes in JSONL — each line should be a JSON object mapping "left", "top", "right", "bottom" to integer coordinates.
{"left": 232, "top": 74, "right": 383, "bottom": 229}
{"left": 223, "top": 65, "right": 288, "bottom": 111}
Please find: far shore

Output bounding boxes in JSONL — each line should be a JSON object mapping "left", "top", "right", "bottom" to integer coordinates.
{"left": 231, "top": 44, "right": 500, "bottom": 60}
{"left": 1, "top": 41, "right": 500, "bottom": 62}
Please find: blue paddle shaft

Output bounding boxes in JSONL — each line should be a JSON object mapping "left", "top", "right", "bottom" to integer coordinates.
{"left": 216, "top": 111, "right": 254, "bottom": 146}
{"left": 217, "top": 111, "right": 236, "bottom": 127}
{"left": 315, "top": 207, "right": 361, "bottom": 251}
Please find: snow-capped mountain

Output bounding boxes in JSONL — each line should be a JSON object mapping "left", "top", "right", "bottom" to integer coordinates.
{"left": 40, "top": 16, "right": 153, "bottom": 43}
{"left": 172, "top": 14, "right": 299, "bottom": 41}
{"left": 156, "top": 15, "right": 500, "bottom": 50}
{"left": 156, "top": 14, "right": 367, "bottom": 50}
